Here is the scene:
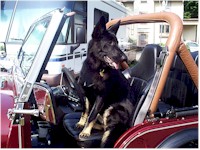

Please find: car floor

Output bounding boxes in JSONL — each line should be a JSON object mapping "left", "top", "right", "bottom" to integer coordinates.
{"left": 31, "top": 119, "right": 79, "bottom": 148}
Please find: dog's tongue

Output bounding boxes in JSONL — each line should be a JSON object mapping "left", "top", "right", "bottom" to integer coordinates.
{"left": 112, "top": 61, "right": 119, "bottom": 69}
{"left": 104, "top": 56, "right": 119, "bottom": 69}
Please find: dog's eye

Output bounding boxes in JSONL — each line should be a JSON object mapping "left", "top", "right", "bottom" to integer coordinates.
{"left": 110, "top": 42, "right": 116, "bottom": 46}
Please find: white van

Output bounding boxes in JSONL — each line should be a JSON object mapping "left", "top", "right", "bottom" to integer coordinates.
{"left": 0, "top": 0, "right": 130, "bottom": 85}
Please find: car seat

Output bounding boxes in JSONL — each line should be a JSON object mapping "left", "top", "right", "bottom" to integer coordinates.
{"left": 158, "top": 51, "right": 198, "bottom": 112}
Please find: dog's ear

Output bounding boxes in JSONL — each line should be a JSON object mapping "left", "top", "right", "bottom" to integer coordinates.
{"left": 92, "top": 16, "right": 106, "bottom": 39}
{"left": 107, "top": 20, "right": 121, "bottom": 35}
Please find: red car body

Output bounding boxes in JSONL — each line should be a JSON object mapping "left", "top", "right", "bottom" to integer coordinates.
{"left": 115, "top": 116, "right": 198, "bottom": 148}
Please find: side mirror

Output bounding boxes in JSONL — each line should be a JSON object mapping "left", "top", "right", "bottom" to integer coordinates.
{"left": 0, "top": 42, "right": 6, "bottom": 58}
{"left": 76, "top": 27, "right": 86, "bottom": 43}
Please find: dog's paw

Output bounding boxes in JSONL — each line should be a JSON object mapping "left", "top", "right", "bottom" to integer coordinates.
{"left": 79, "top": 129, "right": 91, "bottom": 138}
{"left": 76, "top": 122, "right": 84, "bottom": 129}
{"left": 76, "top": 116, "right": 87, "bottom": 129}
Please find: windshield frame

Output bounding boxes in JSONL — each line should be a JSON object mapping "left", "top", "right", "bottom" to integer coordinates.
{"left": 16, "top": 9, "right": 68, "bottom": 103}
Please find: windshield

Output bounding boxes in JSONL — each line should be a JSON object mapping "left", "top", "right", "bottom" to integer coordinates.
{"left": 18, "top": 17, "right": 51, "bottom": 76}
{"left": 7, "top": 1, "right": 73, "bottom": 43}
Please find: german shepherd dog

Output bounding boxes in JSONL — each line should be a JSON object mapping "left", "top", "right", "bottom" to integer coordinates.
{"left": 77, "top": 16, "right": 134, "bottom": 148}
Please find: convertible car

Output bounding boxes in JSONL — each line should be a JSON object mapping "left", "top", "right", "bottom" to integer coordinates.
{"left": 0, "top": 9, "right": 198, "bottom": 148}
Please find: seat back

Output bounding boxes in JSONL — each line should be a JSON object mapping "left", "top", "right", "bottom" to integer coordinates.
{"left": 160, "top": 51, "right": 198, "bottom": 108}
{"left": 130, "top": 44, "right": 162, "bottom": 81}
{"left": 123, "top": 44, "right": 162, "bottom": 125}
{"left": 124, "top": 44, "right": 162, "bottom": 102}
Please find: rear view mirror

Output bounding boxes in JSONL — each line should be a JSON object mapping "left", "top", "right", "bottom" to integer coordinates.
{"left": 76, "top": 27, "right": 86, "bottom": 43}
{"left": 0, "top": 42, "right": 6, "bottom": 58}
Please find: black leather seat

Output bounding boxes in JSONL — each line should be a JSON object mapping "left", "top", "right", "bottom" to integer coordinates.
{"left": 124, "top": 44, "right": 162, "bottom": 102}
{"left": 63, "top": 112, "right": 104, "bottom": 147}
{"left": 158, "top": 51, "right": 198, "bottom": 112}
{"left": 63, "top": 44, "right": 162, "bottom": 148}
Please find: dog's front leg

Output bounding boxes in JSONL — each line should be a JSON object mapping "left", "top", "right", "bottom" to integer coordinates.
{"left": 79, "top": 96, "right": 104, "bottom": 138}
{"left": 76, "top": 98, "right": 90, "bottom": 128}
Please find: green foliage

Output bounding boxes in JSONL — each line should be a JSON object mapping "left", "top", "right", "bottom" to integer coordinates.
{"left": 0, "top": 43, "right": 5, "bottom": 51}
{"left": 159, "top": 43, "right": 165, "bottom": 47}
{"left": 184, "top": 12, "right": 192, "bottom": 19}
{"left": 128, "top": 60, "right": 138, "bottom": 67}
{"left": 184, "top": 1, "right": 198, "bottom": 19}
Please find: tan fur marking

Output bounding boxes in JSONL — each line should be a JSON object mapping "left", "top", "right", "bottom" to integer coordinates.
{"left": 79, "top": 114, "right": 103, "bottom": 137}
{"left": 79, "top": 120, "right": 96, "bottom": 137}
{"left": 97, "top": 114, "right": 103, "bottom": 124}
{"left": 93, "top": 123, "right": 103, "bottom": 130}
{"left": 76, "top": 112, "right": 87, "bottom": 127}
{"left": 85, "top": 98, "right": 90, "bottom": 113}
{"left": 76, "top": 98, "right": 90, "bottom": 128}
{"left": 101, "top": 130, "right": 111, "bottom": 145}
{"left": 103, "top": 106, "right": 113, "bottom": 127}
{"left": 93, "top": 115, "right": 104, "bottom": 130}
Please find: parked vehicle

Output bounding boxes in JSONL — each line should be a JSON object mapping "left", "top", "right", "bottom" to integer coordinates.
{"left": 118, "top": 39, "right": 132, "bottom": 51}
{"left": 0, "top": 10, "right": 198, "bottom": 148}
{"left": 0, "top": 0, "right": 130, "bottom": 79}
{"left": 184, "top": 40, "right": 199, "bottom": 52}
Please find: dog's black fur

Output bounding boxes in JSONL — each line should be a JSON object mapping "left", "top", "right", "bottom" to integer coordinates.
{"left": 77, "top": 16, "right": 134, "bottom": 148}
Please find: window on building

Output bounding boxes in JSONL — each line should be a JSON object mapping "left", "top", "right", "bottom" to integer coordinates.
{"left": 159, "top": 24, "right": 169, "bottom": 36}
{"left": 139, "top": 11, "right": 147, "bottom": 14}
{"left": 139, "top": 32, "right": 148, "bottom": 46}
{"left": 141, "top": 0, "right": 147, "bottom": 4}
{"left": 184, "top": 1, "right": 198, "bottom": 19}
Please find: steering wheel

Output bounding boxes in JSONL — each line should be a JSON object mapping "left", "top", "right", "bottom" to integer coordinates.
{"left": 61, "top": 67, "right": 85, "bottom": 107}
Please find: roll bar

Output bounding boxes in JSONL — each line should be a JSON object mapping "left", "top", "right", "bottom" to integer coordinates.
{"left": 106, "top": 12, "right": 198, "bottom": 115}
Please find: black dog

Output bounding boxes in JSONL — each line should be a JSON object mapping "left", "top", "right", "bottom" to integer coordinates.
{"left": 77, "top": 16, "right": 134, "bottom": 148}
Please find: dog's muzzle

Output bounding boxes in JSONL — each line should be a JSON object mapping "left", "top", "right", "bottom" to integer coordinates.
{"left": 120, "top": 54, "right": 128, "bottom": 63}
{"left": 104, "top": 56, "right": 119, "bottom": 69}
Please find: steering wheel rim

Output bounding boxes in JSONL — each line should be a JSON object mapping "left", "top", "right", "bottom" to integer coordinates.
{"left": 61, "top": 67, "right": 85, "bottom": 106}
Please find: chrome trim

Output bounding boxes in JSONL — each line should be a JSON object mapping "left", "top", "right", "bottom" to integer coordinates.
{"left": 18, "top": 124, "right": 22, "bottom": 148}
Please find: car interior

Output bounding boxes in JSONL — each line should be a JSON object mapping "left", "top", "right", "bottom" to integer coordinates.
{"left": 31, "top": 43, "right": 198, "bottom": 148}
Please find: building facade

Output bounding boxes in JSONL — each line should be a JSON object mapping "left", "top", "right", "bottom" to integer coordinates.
{"left": 119, "top": 0, "right": 199, "bottom": 46}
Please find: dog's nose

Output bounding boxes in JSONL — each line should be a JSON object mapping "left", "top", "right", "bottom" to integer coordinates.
{"left": 120, "top": 53, "right": 128, "bottom": 62}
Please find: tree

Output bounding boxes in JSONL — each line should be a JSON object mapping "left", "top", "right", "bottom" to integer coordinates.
{"left": 184, "top": 0, "right": 198, "bottom": 19}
